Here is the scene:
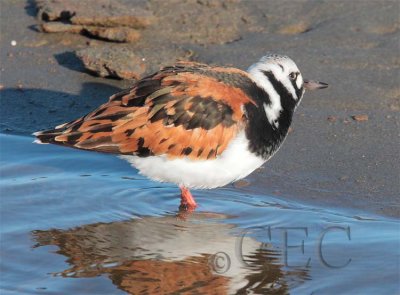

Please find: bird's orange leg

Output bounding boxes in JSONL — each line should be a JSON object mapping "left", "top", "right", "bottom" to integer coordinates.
{"left": 179, "top": 185, "right": 197, "bottom": 211}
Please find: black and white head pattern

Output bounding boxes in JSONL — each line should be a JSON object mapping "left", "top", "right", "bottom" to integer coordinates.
{"left": 247, "top": 54, "right": 305, "bottom": 128}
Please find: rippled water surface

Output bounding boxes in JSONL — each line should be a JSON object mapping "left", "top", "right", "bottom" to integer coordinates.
{"left": 1, "top": 134, "right": 399, "bottom": 294}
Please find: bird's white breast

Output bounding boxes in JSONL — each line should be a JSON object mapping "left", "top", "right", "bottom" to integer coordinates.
{"left": 120, "top": 131, "right": 265, "bottom": 189}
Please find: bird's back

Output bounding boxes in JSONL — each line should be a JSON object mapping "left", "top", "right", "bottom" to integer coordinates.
{"left": 34, "top": 62, "right": 258, "bottom": 161}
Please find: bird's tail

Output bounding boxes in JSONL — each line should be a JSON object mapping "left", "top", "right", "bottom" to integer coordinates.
{"left": 33, "top": 118, "right": 83, "bottom": 146}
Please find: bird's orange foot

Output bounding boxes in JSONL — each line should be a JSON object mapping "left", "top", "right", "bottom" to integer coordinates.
{"left": 179, "top": 185, "right": 197, "bottom": 212}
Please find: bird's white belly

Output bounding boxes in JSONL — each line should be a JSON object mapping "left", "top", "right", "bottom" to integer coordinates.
{"left": 120, "top": 131, "right": 265, "bottom": 189}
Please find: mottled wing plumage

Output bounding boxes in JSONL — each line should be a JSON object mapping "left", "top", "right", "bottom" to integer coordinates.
{"left": 35, "top": 62, "right": 255, "bottom": 160}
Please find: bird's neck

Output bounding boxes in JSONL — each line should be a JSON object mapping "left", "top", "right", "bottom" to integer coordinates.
{"left": 244, "top": 101, "right": 293, "bottom": 160}
{"left": 243, "top": 74, "right": 296, "bottom": 159}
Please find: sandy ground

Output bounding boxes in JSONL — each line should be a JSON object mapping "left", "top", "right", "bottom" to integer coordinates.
{"left": 1, "top": 0, "right": 399, "bottom": 217}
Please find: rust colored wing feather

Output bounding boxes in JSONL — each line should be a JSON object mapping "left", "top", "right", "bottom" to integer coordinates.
{"left": 35, "top": 62, "right": 255, "bottom": 160}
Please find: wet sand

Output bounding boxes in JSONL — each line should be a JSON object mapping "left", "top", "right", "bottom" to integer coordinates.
{"left": 1, "top": 0, "right": 399, "bottom": 218}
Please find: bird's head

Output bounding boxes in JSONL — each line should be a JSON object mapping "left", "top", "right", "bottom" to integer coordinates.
{"left": 248, "top": 54, "right": 328, "bottom": 103}
{"left": 247, "top": 54, "right": 328, "bottom": 126}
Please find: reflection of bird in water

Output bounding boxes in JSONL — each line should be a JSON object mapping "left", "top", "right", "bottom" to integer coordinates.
{"left": 33, "top": 213, "right": 310, "bottom": 294}
{"left": 34, "top": 55, "right": 327, "bottom": 211}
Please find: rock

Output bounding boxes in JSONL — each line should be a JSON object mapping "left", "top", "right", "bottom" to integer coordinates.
{"left": 36, "top": 0, "right": 255, "bottom": 78}
{"left": 35, "top": 0, "right": 153, "bottom": 29}
{"left": 36, "top": 0, "right": 148, "bottom": 43}
{"left": 41, "top": 22, "right": 140, "bottom": 42}
{"left": 83, "top": 27, "right": 141, "bottom": 43}
{"left": 351, "top": 114, "right": 369, "bottom": 122}
{"left": 72, "top": 14, "right": 152, "bottom": 29}
{"left": 76, "top": 45, "right": 146, "bottom": 79}
{"left": 41, "top": 22, "right": 83, "bottom": 34}
{"left": 75, "top": 43, "right": 194, "bottom": 80}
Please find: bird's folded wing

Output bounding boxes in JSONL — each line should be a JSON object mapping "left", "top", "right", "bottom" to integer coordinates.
{"left": 35, "top": 62, "right": 255, "bottom": 160}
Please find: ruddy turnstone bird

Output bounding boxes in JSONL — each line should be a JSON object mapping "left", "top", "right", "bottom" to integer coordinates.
{"left": 34, "top": 54, "right": 328, "bottom": 211}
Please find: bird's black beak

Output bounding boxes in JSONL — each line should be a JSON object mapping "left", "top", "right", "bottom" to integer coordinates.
{"left": 303, "top": 80, "right": 329, "bottom": 90}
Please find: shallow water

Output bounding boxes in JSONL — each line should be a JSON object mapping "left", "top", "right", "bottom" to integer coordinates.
{"left": 0, "top": 133, "right": 398, "bottom": 294}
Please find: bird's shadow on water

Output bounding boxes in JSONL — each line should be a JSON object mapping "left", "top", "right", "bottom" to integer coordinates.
{"left": 0, "top": 82, "right": 123, "bottom": 135}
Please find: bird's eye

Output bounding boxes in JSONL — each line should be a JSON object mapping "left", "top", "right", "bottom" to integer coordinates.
{"left": 289, "top": 72, "right": 297, "bottom": 80}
